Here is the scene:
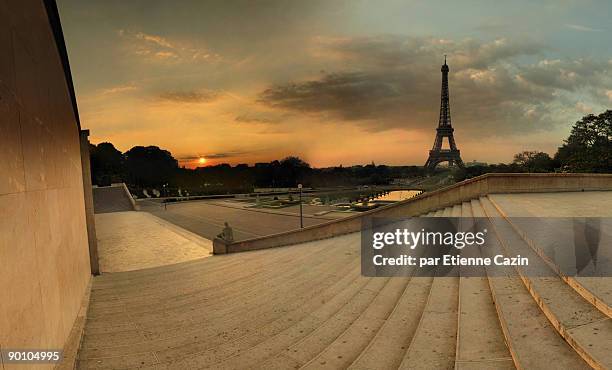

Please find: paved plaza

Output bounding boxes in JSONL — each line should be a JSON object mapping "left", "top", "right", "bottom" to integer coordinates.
{"left": 95, "top": 211, "right": 212, "bottom": 272}
{"left": 139, "top": 199, "right": 354, "bottom": 241}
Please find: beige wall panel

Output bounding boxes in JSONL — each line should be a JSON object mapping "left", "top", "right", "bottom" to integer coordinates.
{"left": 0, "top": 1, "right": 92, "bottom": 365}
{"left": 0, "top": 192, "right": 49, "bottom": 351}
{"left": 0, "top": 94, "right": 25, "bottom": 195}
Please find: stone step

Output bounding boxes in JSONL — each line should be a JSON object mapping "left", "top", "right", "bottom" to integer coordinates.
{"left": 475, "top": 197, "right": 591, "bottom": 370}
{"left": 91, "top": 229, "right": 359, "bottom": 290}
{"left": 434, "top": 208, "right": 445, "bottom": 217}
{"left": 155, "top": 264, "right": 368, "bottom": 369}
{"left": 348, "top": 277, "right": 434, "bottom": 370}
{"left": 261, "top": 277, "right": 390, "bottom": 367}
{"left": 451, "top": 204, "right": 462, "bottom": 217}
{"left": 389, "top": 203, "right": 462, "bottom": 370}
{"left": 89, "top": 236, "right": 324, "bottom": 300}
{"left": 455, "top": 274, "right": 514, "bottom": 370}
{"left": 88, "top": 242, "right": 331, "bottom": 315}
{"left": 487, "top": 194, "right": 612, "bottom": 318}
{"left": 219, "top": 272, "right": 373, "bottom": 369}
{"left": 398, "top": 273, "right": 459, "bottom": 369}
{"left": 91, "top": 242, "right": 287, "bottom": 287}
{"left": 455, "top": 200, "right": 514, "bottom": 369}
{"left": 460, "top": 201, "right": 471, "bottom": 219}
{"left": 166, "top": 274, "right": 384, "bottom": 369}
{"left": 225, "top": 252, "right": 426, "bottom": 369}
{"left": 480, "top": 196, "right": 612, "bottom": 369}
{"left": 80, "top": 236, "right": 360, "bottom": 360}
{"left": 89, "top": 264, "right": 363, "bottom": 366}
{"left": 300, "top": 277, "right": 412, "bottom": 369}
{"left": 93, "top": 186, "right": 134, "bottom": 214}
{"left": 104, "top": 230, "right": 361, "bottom": 288}
{"left": 84, "top": 235, "right": 347, "bottom": 332}
{"left": 81, "top": 246, "right": 363, "bottom": 368}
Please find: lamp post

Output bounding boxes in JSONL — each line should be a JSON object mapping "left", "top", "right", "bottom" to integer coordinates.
{"left": 298, "top": 183, "right": 303, "bottom": 228}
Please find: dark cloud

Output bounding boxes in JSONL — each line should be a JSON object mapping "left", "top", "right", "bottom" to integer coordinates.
{"left": 205, "top": 152, "right": 243, "bottom": 159}
{"left": 159, "top": 90, "right": 219, "bottom": 103}
{"left": 258, "top": 35, "right": 611, "bottom": 135}
{"left": 177, "top": 151, "right": 248, "bottom": 162}
{"left": 259, "top": 72, "right": 403, "bottom": 121}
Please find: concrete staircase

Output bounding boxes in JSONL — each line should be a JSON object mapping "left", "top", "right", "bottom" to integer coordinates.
{"left": 93, "top": 185, "right": 135, "bottom": 214}
{"left": 421, "top": 195, "right": 610, "bottom": 369}
{"left": 79, "top": 192, "right": 611, "bottom": 369}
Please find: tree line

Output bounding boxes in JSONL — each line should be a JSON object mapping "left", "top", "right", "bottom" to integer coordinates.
{"left": 89, "top": 110, "right": 611, "bottom": 195}
{"left": 89, "top": 144, "right": 423, "bottom": 196}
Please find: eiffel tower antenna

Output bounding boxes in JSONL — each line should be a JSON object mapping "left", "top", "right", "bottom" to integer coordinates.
{"left": 424, "top": 57, "right": 464, "bottom": 171}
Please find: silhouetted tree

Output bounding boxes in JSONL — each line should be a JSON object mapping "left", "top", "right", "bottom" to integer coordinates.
{"left": 279, "top": 156, "right": 311, "bottom": 187}
{"left": 512, "top": 151, "right": 555, "bottom": 172}
{"left": 89, "top": 142, "right": 125, "bottom": 186}
{"left": 90, "top": 140, "right": 433, "bottom": 195}
{"left": 555, "top": 110, "right": 612, "bottom": 172}
{"left": 124, "top": 146, "right": 178, "bottom": 188}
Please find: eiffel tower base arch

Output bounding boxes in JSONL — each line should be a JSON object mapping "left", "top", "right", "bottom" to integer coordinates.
{"left": 424, "top": 149, "right": 465, "bottom": 172}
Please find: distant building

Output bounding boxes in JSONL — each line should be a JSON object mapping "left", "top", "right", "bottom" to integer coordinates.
{"left": 466, "top": 160, "right": 488, "bottom": 167}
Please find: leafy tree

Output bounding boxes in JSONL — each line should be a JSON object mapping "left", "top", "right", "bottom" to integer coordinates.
{"left": 512, "top": 151, "right": 555, "bottom": 172}
{"left": 89, "top": 142, "right": 125, "bottom": 186}
{"left": 555, "top": 110, "right": 612, "bottom": 172}
{"left": 124, "top": 146, "right": 178, "bottom": 188}
{"left": 279, "top": 156, "right": 311, "bottom": 187}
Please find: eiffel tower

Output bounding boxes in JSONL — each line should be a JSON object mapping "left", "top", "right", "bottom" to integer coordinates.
{"left": 424, "top": 57, "right": 464, "bottom": 171}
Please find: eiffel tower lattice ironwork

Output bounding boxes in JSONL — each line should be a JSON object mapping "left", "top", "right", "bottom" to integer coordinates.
{"left": 424, "top": 57, "right": 464, "bottom": 171}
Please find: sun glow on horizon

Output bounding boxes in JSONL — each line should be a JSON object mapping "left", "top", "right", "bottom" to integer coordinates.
{"left": 198, "top": 157, "right": 206, "bottom": 165}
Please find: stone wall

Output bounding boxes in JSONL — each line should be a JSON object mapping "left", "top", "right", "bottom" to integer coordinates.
{"left": 80, "top": 130, "right": 99, "bottom": 275}
{"left": 0, "top": 1, "right": 91, "bottom": 368}
{"left": 214, "top": 173, "right": 612, "bottom": 254}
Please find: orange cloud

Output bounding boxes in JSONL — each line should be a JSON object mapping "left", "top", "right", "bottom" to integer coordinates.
{"left": 118, "top": 29, "right": 221, "bottom": 64}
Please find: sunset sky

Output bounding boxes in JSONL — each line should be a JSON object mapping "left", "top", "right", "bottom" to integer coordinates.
{"left": 58, "top": 0, "right": 611, "bottom": 168}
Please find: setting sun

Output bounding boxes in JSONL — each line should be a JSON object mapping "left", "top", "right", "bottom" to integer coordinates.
{"left": 198, "top": 157, "right": 206, "bottom": 165}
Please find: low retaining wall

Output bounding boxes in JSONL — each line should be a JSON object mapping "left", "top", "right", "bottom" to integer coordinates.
{"left": 213, "top": 173, "right": 612, "bottom": 254}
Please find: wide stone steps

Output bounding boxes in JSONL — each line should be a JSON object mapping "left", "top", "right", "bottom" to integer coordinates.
{"left": 473, "top": 198, "right": 590, "bottom": 369}
{"left": 398, "top": 273, "right": 458, "bottom": 369}
{"left": 80, "top": 235, "right": 361, "bottom": 368}
{"left": 486, "top": 194, "right": 612, "bottom": 318}
{"left": 347, "top": 277, "right": 433, "bottom": 369}
{"left": 93, "top": 186, "right": 134, "bottom": 214}
{"left": 79, "top": 193, "right": 611, "bottom": 369}
{"left": 298, "top": 277, "right": 410, "bottom": 369}
{"left": 454, "top": 201, "right": 514, "bottom": 369}
{"left": 420, "top": 198, "right": 604, "bottom": 369}
{"left": 479, "top": 196, "right": 612, "bottom": 369}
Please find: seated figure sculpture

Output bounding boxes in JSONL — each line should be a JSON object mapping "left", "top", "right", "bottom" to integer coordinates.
{"left": 217, "top": 222, "right": 234, "bottom": 243}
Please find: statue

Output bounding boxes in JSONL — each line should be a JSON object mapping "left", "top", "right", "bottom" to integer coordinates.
{"left": 217, "top": 222, "right": 234, "bottom": 243}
